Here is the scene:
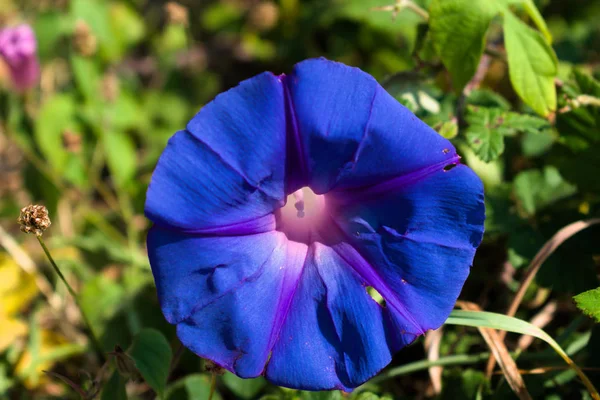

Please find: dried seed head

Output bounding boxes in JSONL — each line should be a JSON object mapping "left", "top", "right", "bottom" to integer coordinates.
{"left": 204, "top": 360, "right": 225, "bottom": 375}
{"left": 165, "top": 2, "right": 189, "bottom": 27}
{"left": 18, "top": 204, "right": 51, "bottom": 236}
{"left": 73, "top": 20, "right": 97, "bottom": 57}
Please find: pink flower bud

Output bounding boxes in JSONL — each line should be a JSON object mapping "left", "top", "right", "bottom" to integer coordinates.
{"left": 0, "top": 24, "right": 40, "bottom": 91}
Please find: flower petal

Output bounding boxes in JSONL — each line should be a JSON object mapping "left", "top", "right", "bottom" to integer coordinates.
{"left": 148, "top": 227, "right": 284, "bottom": 324}
{"left": 265, "top": 243, "right": 416, "bottom": 391}
{"left": 329, "top": 165, "right": 485, "bottom": 332}
{"left": 145, "top": 72, "right": 287, "bottom": 232}
{"left": 164, "top": 233, "right": 306, "bottom": 378}
{"left": 285, "top": 58, "right": 458, "bottom": 193}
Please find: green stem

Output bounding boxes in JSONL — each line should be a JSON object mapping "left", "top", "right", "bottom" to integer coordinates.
{"left": 208, "top": 373, "right": 217, "bottom": 400}
{"left": 36, "top": 235, "right": 106, "bottom": 363}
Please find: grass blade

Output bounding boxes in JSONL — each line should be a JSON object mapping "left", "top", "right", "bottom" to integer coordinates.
{"left": 446, "top": 309, "right": 600, "bottom": 400}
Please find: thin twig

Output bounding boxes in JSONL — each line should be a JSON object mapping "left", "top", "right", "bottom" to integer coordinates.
{"left": 371, "top": 0, "right": 429, "bottom": 21}
{"left": 456, "top": 301, "right": 532, "bottom": 400}
{"left": 424, "top": 328, "right": 443, "bottom": 394}
{"left": 36, "top": 235, "right": 106, "bottom": 363}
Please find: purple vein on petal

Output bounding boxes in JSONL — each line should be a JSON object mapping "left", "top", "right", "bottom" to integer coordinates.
{"left": 177, "top": 233, "right": 286, "bottom": 324}
{"left": 263, "top": 240, "right": 308, "bottom": 372}
{"left": 311, "top": 254, "right": 350, "bottom": 383}
{"left": 281, "top": 74, "right": 309, "bottom": 189}
{"left": 324, "top": 218, "right": 424, "bottom": 335}
{"left": 181, "top": 129, "right": 283, "bottom": 203}
{"left": 150, "top": 213, "right": 276, "bottom": 236}
{"left": 329, "top": 155, "right": 461, "bottom": 205}
{"left": 329, "top": 86, "right": 379, "bottom": 192}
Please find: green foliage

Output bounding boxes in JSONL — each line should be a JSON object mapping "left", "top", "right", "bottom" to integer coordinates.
{"left": 222, "top": 372, "right": 267, "bottom": 399}
{"left": 103, "top": 131, "right": 137, "bottom": 189}
{"left": 128, "top": 329, "right": 173, "bottom": 398}
{"left": 503, "top": 11, "right": 558, "bottom": 116}
{"left": 513, "top": 166, "right": 576, "bottom": 215}
{"left": 440, "top": 369, "right": 489, "bottom": 399}
{"left": 101, "top": 371, "right": 127, "bottom": 400}
{"left": 429, "top": 0, "right": 497, "bottom": 92}
{"left": 2, "top": 0, "right": 600, "bottom": 399}
{"left": 574, "top": 287, "right": 600, "bottom": 322}
{"left": 465, "top": 106, "right": 549, "bottom": 162}
{"left": 166, "top": 374, "right": 222, "bottom": 400}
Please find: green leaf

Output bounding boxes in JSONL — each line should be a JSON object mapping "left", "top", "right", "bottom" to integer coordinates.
{"left": 438, "top": 119, "right": 458, "bottom": 139}
{"left": 440, "top": 369, "right": 489, "bottom": 400}
{"left": 467, "top": 89, "right": 512, "bottom": 110}
{"left": 80, "top": 275, "right": 126, "bottom": 331}
{"left": 34, "top": 94, "right": 77, "bottom": 174}
{"left": 499, "top": 0, "right": 552, "bottom": 42}
{"left": 465, "top": 107, "right": 506, "bottom": 162}
{"left": 71, "top": 55, "right": 101, "bottom": 102}
{"left": 574, "top": 287, "right": 600, "bottom": 322}
{"left": 101, "top": 370, "right": 128, "bottom": 400}
{"left": 222, "top": 372, "right": 266, "bottom": 399}
{"left": 128, "top": 329, "right": 172, "bottom": 398}
{"left": 513, "top": 166, "right": 576, "bottom": 215}
{"left": 429, "top": 0, "right": 498, "bottom": 91}
{"left": 504, "top": 11, "right": 558, "bottom": 116}
{"left": 300, "top": 391, "right": 343, "bottom": 400}
{"left": 109, "top": 3, "right": 145, "bottom": 51}
{"left": 465, "top": 106, "right": 551, "bottom": 162}
{"left": 103, "top": 131, "right": 137, "bottom": 189}
{"left": 34, "top": 11, "right": 73, "bottom": 59}
{"left": 165, "top": 374, "right": 221, "bottom": 400}
{"left": 502, "top": 112, "right": 551, "bottom": 134}
{"left": 558, "top": 143, "right": 600, "bottom": 193}
{"left": 334, "top": 0, "right": 427, "bottom": 36}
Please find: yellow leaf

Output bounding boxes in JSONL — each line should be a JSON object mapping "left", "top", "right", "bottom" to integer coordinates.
{"left": 0, "top": 253, "right": 38, "bottom": 316}
{"left": 0, "top": 316, "right": 27, "bottom": 352}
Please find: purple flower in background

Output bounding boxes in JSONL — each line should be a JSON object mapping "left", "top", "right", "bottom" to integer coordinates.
{"left": 0, "top": 24, "right": 40, "bottom": 91}
{"left": 145, "top": 58, "right": 485, "bottom": 391}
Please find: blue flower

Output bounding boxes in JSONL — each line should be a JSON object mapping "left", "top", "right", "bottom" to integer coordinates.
{"left": 145, "top": 58, "right": 485, "bottom": 391}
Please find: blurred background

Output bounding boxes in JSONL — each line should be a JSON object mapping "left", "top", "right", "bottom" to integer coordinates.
{"left": 0, "top": 0, "right": 599, "bottom": 399}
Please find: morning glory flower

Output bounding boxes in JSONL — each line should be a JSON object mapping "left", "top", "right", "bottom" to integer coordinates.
{"left": 145, "top": 58, "right": 485, "bottom": 391}
{"left": 0, "top": 24, "right": 40, "bottom": 92}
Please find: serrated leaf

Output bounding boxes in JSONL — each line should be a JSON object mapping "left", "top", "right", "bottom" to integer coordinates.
{"left": 429, "top": 0, "right": 498, "bottom": 91}
{"left": 504, "top": 11, "right": 557, "bottom": 116}
{"left": 465, "top": 107, "right": 506, "bottom": 162}
{"left": 502, "top": 112, "right": 550, "bottom": 134}
{"left": 574, "top": 287, "right": 600, "bottom": 322}
{"left": 467, "top": 89, "right": 512, "bottom": 110}
{"left": 513, "top": 166, "right": 576, "bottom": 215}
{"left": 466, "top": 106, "right": 551, "bottom": 162}
{"left": 128, "top": 329, "right": 172, "bottom": 398}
